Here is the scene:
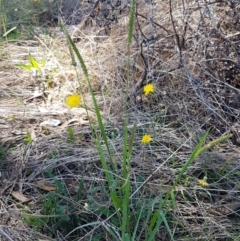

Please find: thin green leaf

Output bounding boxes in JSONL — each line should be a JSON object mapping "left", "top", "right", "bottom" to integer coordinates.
{"left": 147, "top": 131, "right": 232, "bottom": 240}
{"left": 124, "top": 233, "right": 131, "bottom": 241}
{"left": 132, "top": 207, "right": 143, "bottom": 241}
{"left": 60, "top": 24, "right": 88, "bottom": 77}
{"left": 29, "top": 53, "right": 41, "bottom": 71}
{"left": 122, "top": 177, "right": 131, "bottom": 239}
{"left": 2, "top": 26, "right": 16, "bottom": 37}
{"left": 160, "top": 210, "right": 174, "bottom": 241}
{"left": 162, "top": 130, "right": 210, "bottom": 207}
{"left": 147, "top": 211, "right": 162, "bottom": 241}
{"left": 24, "top": 132, "right": 32, "bottom": 144}
{"left": 64, "top": 221, "right": 117, "bottom": 239}
{"left": 77, "top": 179, "right": 84, "bottom": 201}
{"left": 148, "top": 211, "right": 159, "bottom": 233}
{"left": 60, "top": 24, "right": 115, "bottom": 168}
{"left": 110, "top": 190, "right": 122, "bottom": 210}
{"left": 67, "top": 127, "right": 75, "bottom": 143}
{"left": 128, "top": 123, "right": 137, "bottom": 159}
{"left": 95, "top": 133, "right": 121, "bottom": 212}
{"left": 54, "top": 179, "right": 67, "bottom": 196}
{"left": 128, "top": 0, "right": 136, "bottom": 47}
{"left": 15, "top": 63, "right": 32, "bottom": 71}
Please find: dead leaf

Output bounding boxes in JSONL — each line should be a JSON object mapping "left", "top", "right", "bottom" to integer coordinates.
{"left": 61, "top": 118, "right": 89, "bottom": 129}
{"left": 38, "top": 240, "right": 52, "bottom": 241}
{"left": 36, "top": 181, "right": 56, "bottom": 191}
{"left": 40, "top": 119, "right": 61, "bottom": 127}
{"left": 11, "top": 191, "right": 31, "bottom": 203}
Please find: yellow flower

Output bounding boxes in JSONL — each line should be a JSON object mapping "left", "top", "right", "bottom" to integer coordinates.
{"left": 142, "top": 134, "right": 152, "bottom": 144}
{"left": 197, "top": 179, "right": 209, "bottom": 187}
{"left": 143, "top": 84, "right": 154, "bottom": 96}
{"left": 66, "top": 94, "right": 81, "bottom": 108}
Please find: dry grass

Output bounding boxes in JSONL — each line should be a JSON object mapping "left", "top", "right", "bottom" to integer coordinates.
{"left": 0, "top": 0, "right": 240, "bottom": 240}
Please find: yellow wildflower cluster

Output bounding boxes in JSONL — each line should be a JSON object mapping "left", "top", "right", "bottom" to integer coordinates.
{"left": 142, "top": 134, "right": 152, "bottom": 144}
{"left": 143, "top": 84, "right": 154, "bottom": 96}
{"left": 197, "top": 179, "right": 209, "bottom": 187}
{"left": 66, "top": 94, "right": 81, "bottom": 108}
{"left": 140, "top": 84, "right": 154, "bottom": 144}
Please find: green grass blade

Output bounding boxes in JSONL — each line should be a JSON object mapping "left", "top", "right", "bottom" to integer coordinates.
{"left": 60, "top": 24, "right": 88, "bottom": 78}
{"left": 124, "top": 233, "right": 131, "bottom": 241}
{"left": 76, "top": 179, "right": 84, "bottom": 201}
{"left": 15, "top": 63, "right": 32, "bottom": 71}
{"left": 60, "top": 25, "right": 122, "bottom": 219}
{"left": 121, "top": 175, "right": 131, "bottom": 239}
{"left": 146, "top": 205, "right": 171, "bottom": 241}
{"left": 164, "top": 131, "right": 232, "bottom": 206}
{"left": 95, "top": 134, "right": 121, "bottom": 209}
{"left": 132, "top": 207, "right": 143, "bottom": 241}
{"left": 2, "top": 26, "right": 16, "bottom": 37}
{"left": 148, "top": 210, "right": 159, "bottom": 233}
{"left": 128, "top": 0, "right": 136, "bottom": 47}
{"left": 147, "top": 131, "right": 232, "bottom": 240}
{"left": 128, "top": 123, "right": 137, "bottom": 159}
{"left": 29, "top": 53, "right": 41, "bottom": 71}
{"left": 160, "top": 210, "right": 174, "bottom": 241}
{"left": 64, "top": 221, "right": 120, "bottom": 240}
{"left": 120, "top": 1, "right": 138, "bottom": 238}
{"left": 121, "top": 123, "right": 137, "bottom": 236}
{"left": 146, "top": 211, "right": 162, "bottom": 241}
{"left": 60, "top": 24, "right": 115, "bottom": 168}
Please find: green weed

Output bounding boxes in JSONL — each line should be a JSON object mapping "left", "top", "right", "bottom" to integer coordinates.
{"left": 23, "top": 170, "right": 88, "bottom": 238}
{"left": 0, "top": 145, "right": 7, "bottom": 167}
{"left": 58, "top": 0, "right": 233, "bottom": 238}
{"left": 24, "top": 132, "right": 32, "bottom": 144}
{"left": 67, "top": 127, "right": 76, "bottom": 143}
{"left": 15, "top": 53, "right": 46, "bottom": 76}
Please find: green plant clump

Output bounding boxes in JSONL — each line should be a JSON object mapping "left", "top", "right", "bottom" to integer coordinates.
{"left": 56, "top": 1, "right": 232, "bottom": 239}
